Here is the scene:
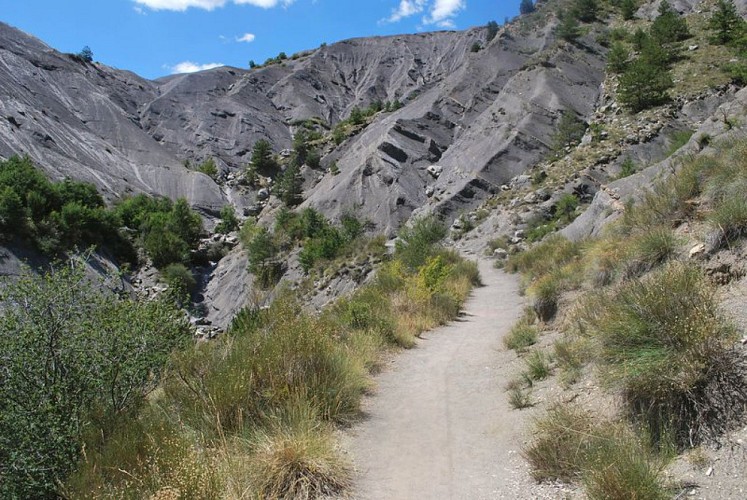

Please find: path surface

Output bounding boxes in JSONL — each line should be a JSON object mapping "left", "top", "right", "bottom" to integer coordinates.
{"left": 346, "top": 259, "right": 533, "bottom": 499}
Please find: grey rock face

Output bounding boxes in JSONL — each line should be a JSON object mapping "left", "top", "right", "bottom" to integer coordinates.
{"left": 0, "top": 17, "right": 605, "bottom": 234}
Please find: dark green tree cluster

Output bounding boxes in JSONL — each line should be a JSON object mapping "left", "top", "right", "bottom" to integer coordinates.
{"left": 707, "top": 0, "right": 747, "bottom": 83}
{"left": 114, "top": 194, "right": 202, "bottom": 267}
{"left": 77, "top": 45, "right": 93, "bottom": 62}
{"left": 0, "top": 262, "right": 191, "bottom": 498}
{"left": 486, "top": 20, "right": 500, "bottom": 42}
{"left": 520, "top": 0, "right": 535, "bottom": 15}
{"left": 250, "top": 139, "right": 278, "bottom": 175}
{"left": 613, "top": 1, "right": 689, "bottom": 112}
{"left": 215, "top": 204, "right": 240, "bottom": 234}
{"left": 620, "top": 0, "right": 637, "bottom": 20}
{"left": 0, "top": 156, "right": 131, "bottom": 258}
{"left": 297, "top": 210, "right": 365, "bottom": 272}
{"left": 709, "top": 0, "right": 745, "bottom": 44}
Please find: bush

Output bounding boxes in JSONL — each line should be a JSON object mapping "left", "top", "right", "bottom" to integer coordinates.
{"left": 505, "top": 235, "right": 582, "bottom": 281}
{"left": 708, "top": 0, "right": 745, "bottom": 45}
{"left": 116, "top": 195, "right": 202, "bottom": 267}
{"left": 165, "top": 294, "right": 368, "bottom": 434}
{"left": 525, "top": 350, "right": 552, "bottom": 380}
{"left": 620, "top": 0, "right": 637, "bottom": 20}
{"left": 618, "top": 57, "right": 673, "bottom": 112}
{"left": 551, "top": 110, "right": 586, "bottom": 155}
{"left": 196, "top": 158, "right": 218, "bottom": 179}
{"left": 504, "top": 321, "right": 538, "bottom": 352}
{"left": 162, "top": 263, "right": 197, "bottom": 299}
{"left": 486, "top": 20, "right": 500, "bottom": 41}
{"left": 709, "top": 195, "right": 747, "bottom": 247}
{"left": 525, "top": 406, "right": 670, "bottom": 497}
{"left": 620, "top": 226, "right": 679, "bottom": 279}
{"left": 525, "top": 405, "right": 600, "bottom": 482}
{"left": 250, "top": 139, "right": 279, "bottom": 174}
{"left": 395, "top": 216, "right": 447, "bottom": 271}
{"left": 519, "top": 0, "right": 534, "bottom": 15}
{"left": 0, "top": 156, "right": 131, "bottom": 259}
{"left": 607, "top": 41, "right": 629, "bottom": 74}
{"left": 215, "top": 204, "right": 239, "bottom": 234}
{"left": 247, "top": 407, "right": 349, "bottom": 499}
{"left": 574, "top": 263, "right": 747, "bottom": 446}
{"left": 0, "top": 262, "right": 191, "bottom": 498}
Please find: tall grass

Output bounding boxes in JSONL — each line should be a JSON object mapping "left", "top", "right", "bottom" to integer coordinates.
{"left": 525, "top": 406, "right": 671, "bottom": 499}
{"left": 65, "top": 221, "right": 479, "bottom": 497}
{"left": 573, "top": 263, "right": 747, "bottom": 447}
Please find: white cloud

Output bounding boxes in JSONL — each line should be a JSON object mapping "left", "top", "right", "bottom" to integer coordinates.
{"left": 169, "top": 61, "right": 224, "bottom": 73}
{"left": 236, "top": 33, "right": 256, "bottom": 43}
{"left": 423, "top": 0, "right": 465, "bottom": 26}
{"left": 385, "top": 0, "right": 427, "bottom": 23}
{"left": 383, "top": 0, "right": 464, "bottom": 26}
{"left": 134, "top": 0, "right": 293, "bottom": 11}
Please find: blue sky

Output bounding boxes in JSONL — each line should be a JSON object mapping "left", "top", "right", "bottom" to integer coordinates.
{"left": 0, "top": 1, "right": 517, "bottom": 79}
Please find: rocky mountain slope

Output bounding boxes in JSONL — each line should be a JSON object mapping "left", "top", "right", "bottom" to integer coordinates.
{"left": 3, "top": 0, "right": 746, "bottom": 328}
{"left": 0, "top": 9, "right": 605, "bottom": 232}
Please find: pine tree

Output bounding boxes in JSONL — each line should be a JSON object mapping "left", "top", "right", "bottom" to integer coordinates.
{"left": 277, "top": 164, "right": 303, "bottom": 207}
{"left": 77, "top": 46, "right": 93, "bottom": 62}
{"left": 618, "top": 57, "right": 673, "bottom": 112}
{"left": 520, "top": 0, "right": 535, "bottom": 15}
{"left": 620, "top": 0, "right": 637, "bottom": 20}
{"left": 607, "top": 41, "right": 630, "bottom": 74}
{"left": 708, "top": 0, "right": 744, "bottom": 45}
{"left": 486, "top": 20, "right": 500, "bottom": 42}
{"left": 250, "top": 139, "right": 277, "bottom": 173}
{"left": 574, "top": 0, "right": 598, "bottom": 23}
{"left": 557, "top": 12, "right": 580, "bottom": 42}
{"left": 651, "top": 1, "right": 690, "bottom": 45}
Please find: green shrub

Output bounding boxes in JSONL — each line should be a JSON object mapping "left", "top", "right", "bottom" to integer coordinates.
{"left": 607, "top": 41, "right": 630, "bottom": 74}
{"left": 196, "top": 158, "right": 218, "bottom": 179}
{"left": 162, "top": 263, "right": 197, "bottom": 299}
{"left": 247, "top": 406, "right": 349, "bottom": 499}
{"left": 506, "top": 235, "right": 582, "bottom": 282}
{"left": 551, "top": 110, "right": 586, "bottom": 155}
{"left": 395, "top": 216, "right": 447, "bottom": 271}
{"left": 165, "top": 295, "right": 368, "bottom": 435}
{"left": 618, "top": 57, "right": 673, "bottom": 112}
{"left": 508, "top": 386, "right": 534, "bottom": 409}
{"left": 574, "top": 263, "right": 747, "bottom": 446}
{"left": 504, "top": 321, "right": 538, "bottom": 352}
{"left": 0, "top": 262, "right": 191, "bottom": 498}
{"left": 620, "top": 226, "right": 679, "bottom": 279}
{"left": 554, "top": 338, "right": 590, "bottom": 386}
{"left": 525, "top": 405, "right": 599, "bottom": 482}
{"left": 215, "top": 204, "right": 239, "bottom": 234}
{"left": 583, "top": 429, "right": 671, "bottom": 500}
{"left": 0, "top": 156, "right": 132, "bottom": 259}
{"left": 709, "top": 195, "right": 747, "bottom": 248}
{"left": 116, "top": 195, "right": 202, "bottom": 267}
{"left": 618, "top": 156, "right": 636, "bottom": 178}
{"left": 525, "top": 350, "right": 552, "bottom": 381}
{"left": 667, "top": 130, "right": 694, "bottom": 157}
{"left": 525, "top": 406, "right": 670, "bottom": 497}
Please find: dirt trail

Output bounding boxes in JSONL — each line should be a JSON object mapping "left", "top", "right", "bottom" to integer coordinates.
{"left": 345, "top": 259, "right": 539, "bottom": 499}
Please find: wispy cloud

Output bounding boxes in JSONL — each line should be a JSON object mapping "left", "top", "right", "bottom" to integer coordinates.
{"left": 382, "top": 0, "right": 465, "bottom": 27}
{"left": 236, "top": 33, "right": 256, "bottom": 43}
{"left": 384, "top": 0, "right": 427, "bottom": 23}
{"left": 422, "top": 0, "right": 465, "bottom": 27}
{"left": 168, "top": 61, "right": 224, "bottom": 73}
{"left": 134, "top": 0, "right": 293, "bottom": 12}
